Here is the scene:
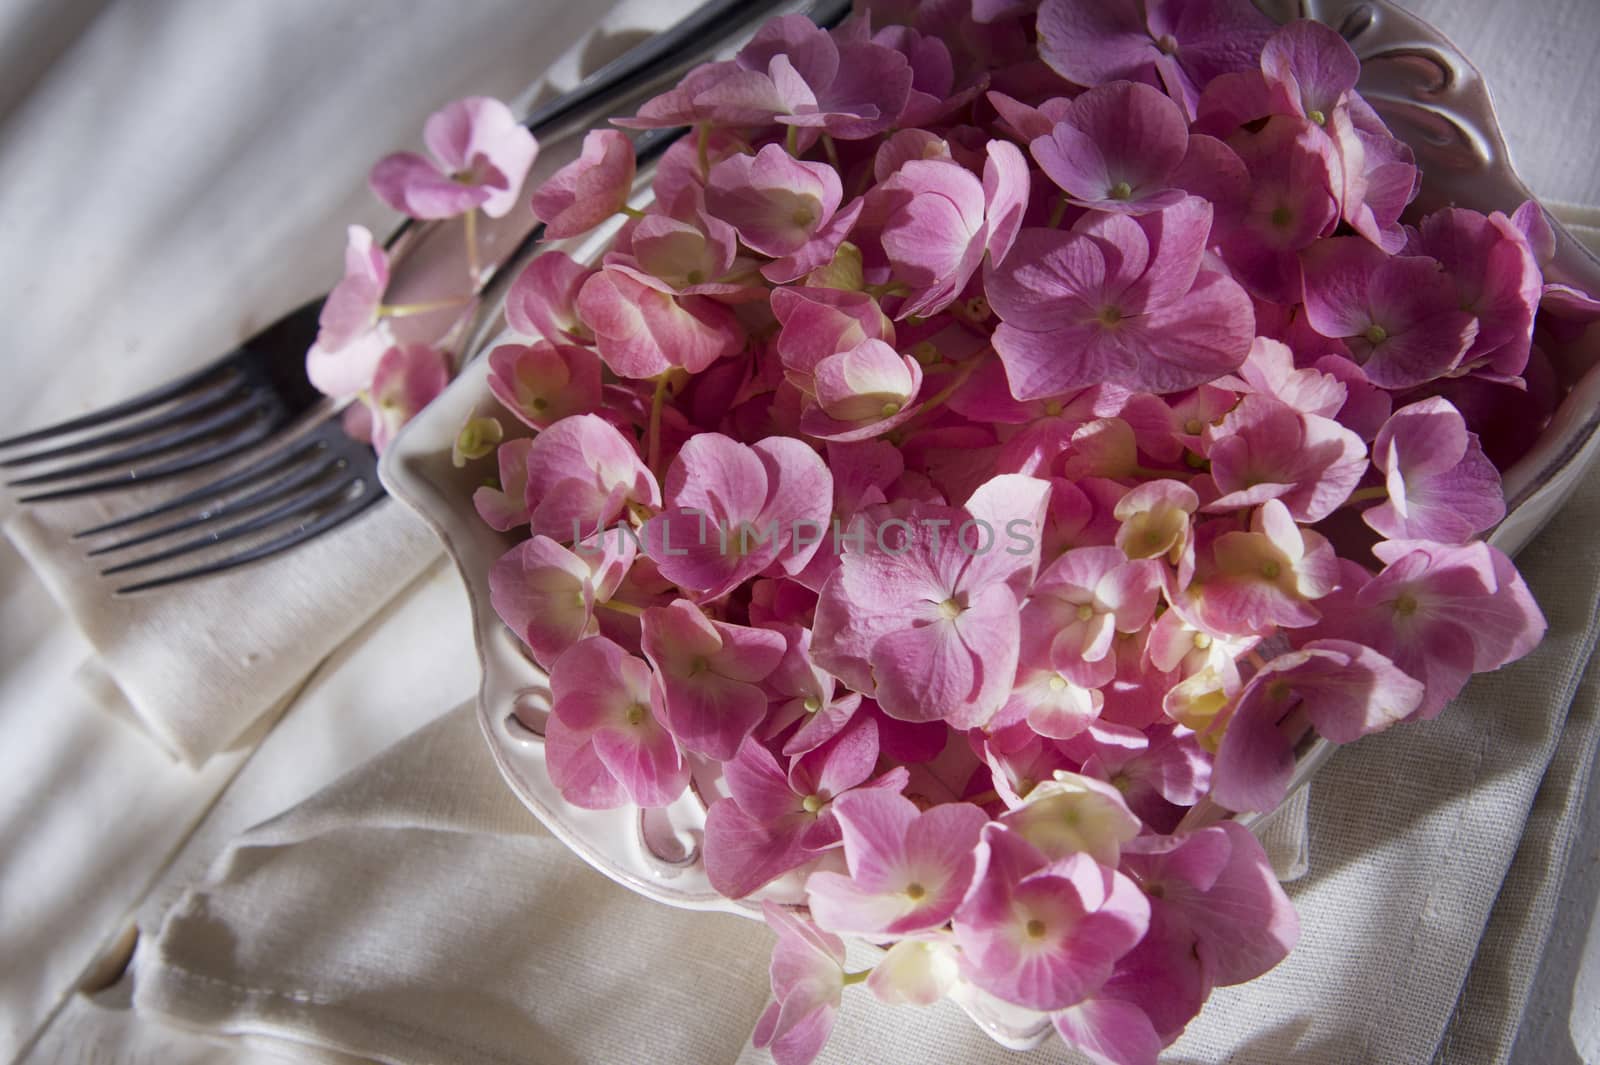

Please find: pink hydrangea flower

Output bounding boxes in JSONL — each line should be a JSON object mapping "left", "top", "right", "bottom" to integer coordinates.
{"left": 1304, "top": 541, "right": 1545, "bottom": 718}
{"left": 1022, "top": 546, "right": 1163, "bottom": 690}
{"left": 998, "top": 770, "right": 1144, "bottom": 866}
{"left": 772, "top": 286, "right": 895, "bottom": 393}
{"left": 811, "top": 475, "right": 1050, "bottom": 729}
{"left": 505, "top": 251, "right": 596, "bottom": 344}
{"left": 1073, "top": 723, "right": 1212, "bottom": 832}
{"left": 576, "top": 264, "right": 747, "bottom": 379}
{"left": 1184, "top": 498, "right": 1340, "bottom": 636}
{"left": 1412, "top": 207, "right": 1542, "bottom": 378}
{"left": 1300, "top": 237, "right": 1479, "bottom": 389}
{"left": 1206, "top": 117, "right": 1341, "bottom": 304}
{"left": 805, "top": 790, "right": 988, "bottom": 937}
{"left": 361, "top": 344, "right": 449, "bottom": 453}
{"left": 521, "top": 413, "right": 659, "bottom": 540}
{"left": 641, "top": 599, "right": 786, "bottom": 759}
{"left": 472, "top": 438, "right": 532, "bottom": 531}
{"left": 1364, "top": 397, "right": 1505, "bottom": 543}
{"left": 1202, "top": 394, "right": 1369, "bottom": 523}
{"left": 488, "top": 531, "right": 635, "bottom": 669}
{"left": 704, "top": 716, "right": 907, "bottom": 897}
{"left": 617, "top": 205, "right": 746, "bottom": 296}
{"left": 705, "top": 144, "right": 844, "bottom": 259}
{"left": 801, "top": 339, "right": 926, "bottom": 441}
{"left": 739, "top": 14, "right": 915, "bottom": 139}
{"left": 953, "top": 823, "right": 1150, "bottom": 1011}
{"left": 987, "top": 198, "right": 1255, "bottom": 397}
{"left": 1210, "top": 639, "right": 1424, "bottom": 811}
{"left": 1119, "top": 820, "right": 1299, "bottom": 986}
{"left": 1037, "top": 0, "right": 1274, "bottom": 117}
{"left": 369, "top": 96, "right": 537, "bottom": 219}
{"left": 485, "top": 340, "right": 602, "bottom": 430}
{"left": 544, "top": 636, "right": 689, "bottom": 809}
{"left": 1114, "top": 480, "right": 1199, "bottom": 566}
{"left": 531, "top": 129, "right": 636, "bottom": 238}
{"left": 1031, "top": 81, "right": 1193, "bottom": 215}
{"left": 761, "top": 625, "right": 864, "bottom": 757}
{"left": 642, "top": 433, "right": 832, "bottom": 601}
{"left": 753, "top": 902, "right": 847, "bottom": 1065}
{"left": 306, "top": 225, "right": 395, "bottom": 401}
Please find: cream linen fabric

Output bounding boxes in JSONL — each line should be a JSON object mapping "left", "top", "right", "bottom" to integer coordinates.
{"left": 0, "top": 0, "right": 668, "bottom": 765}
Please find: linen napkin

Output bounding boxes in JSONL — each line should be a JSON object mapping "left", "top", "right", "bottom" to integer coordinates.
{"left": 0, "top": 0, "right": 678, "bottom": 766}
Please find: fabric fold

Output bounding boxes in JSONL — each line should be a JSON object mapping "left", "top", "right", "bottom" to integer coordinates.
{"left": 133, "top": 703, "right": 775, "bottom": 1065}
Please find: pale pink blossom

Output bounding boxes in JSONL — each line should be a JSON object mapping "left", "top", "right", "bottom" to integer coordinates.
{"left": 363, "top": 344, "right": 449, "bottom": 453}
{"left": 521, "top": 413, "right": 659, "bottom": 541}
{"left": 811, "top": 476, "right": 1050, "bottom": 729}
{"left": 753, "top": 903, "right": 847, "bottom": 1065}
{"left": 369, "top": 96, "right": 537, "bottom": 219}
{"left": 1210, "top": 639, "right": 1423, "bottom": 811}
{"left": 1364, "top": 397, "right": 1505, "bottom": 543}
{"left": 505, "top": 251, "right": 596, "bottom": 344}
{"left": 576, "top": 264, "right": 747, "bottom": 379}
{"left": 987, "top": 198, "right": 1255, "bottom": 397}
{"left": 306, "top": 225, "right": 395, "bottom": 401}
{"left": 641, "top": 599, "right": 786, "bottom": 759}
{"left": 805, "top": 790, "right": 988, "bottom": 937}
{"left": 472, "top": 438, "right": 532, "bottom": 532}
{"left": 704, "top": 716, "right": 906, "bottom": 897}
{"left": 642, "top": 433, "right": 832, "bottom": 601}
{"left": 544, "top": 636, "right": 688, "bottom": 809}
{"left": 530, "top": 129, "right": 636, "bottom": 238}
{"left": 489, "top": 532, "right": 635, "bottom": 669}
{"left": 485, "top": 340, "right": 602, "bottom": 430}
{"left": 998, "top": 770, "right": 1143, "bottom": 866}
{"left": 953, "top": 823, "right": 1150, "bottom": 1011}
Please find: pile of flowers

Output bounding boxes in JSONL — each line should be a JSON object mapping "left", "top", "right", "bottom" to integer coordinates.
{"left": 304, "top": 1, "right": 1600, "bottom": 1062}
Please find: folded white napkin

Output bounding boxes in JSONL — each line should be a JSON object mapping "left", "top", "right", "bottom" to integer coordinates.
{"left": 0, "top": 0, "right": 686, "bottom": 765}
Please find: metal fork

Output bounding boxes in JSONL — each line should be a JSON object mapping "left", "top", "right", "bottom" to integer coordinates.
{"left": 0, "top": 0, "right": 849, "bottom": 595}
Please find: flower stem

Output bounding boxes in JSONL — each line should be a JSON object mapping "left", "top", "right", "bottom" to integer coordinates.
{"left": 647, "top": 374, "right": 669, "bottom": 477}
{"left": 821, "top": 133, "right": 840, "bottom": 170}
{"left": 620, "top": 205, "right": 647, "bottom": 221}
{"left": 379, "top": 295, "right": 474, "bottom": 318}
{"left": 697, "top": 123, "right": 711, "bottom": 179}
{"left": 597, "top": 599, "right": 645, "bottom": 618}
{"left": 1129, "top": 464, "right": 1198, "bottom": 482}
{"left": 464, "top": 207, "right": 482, "bottom": 284}
{"left": 841, "top": 969, "right": 872, "bottom": 987}
{"left": 785, "top": 124, "right": 800, "bottom": 156}
{"left": 901, "top": 358, "right": 981, "bottom": 431}
{"left": 1048, "top": 193, "right": 1071, "bottom": 229}
{"left": 1343, "top": 485, "right": 1389, "bottom": 506}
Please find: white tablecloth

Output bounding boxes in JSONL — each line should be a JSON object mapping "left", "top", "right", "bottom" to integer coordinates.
{"left": 1, "top": 1, "right": 1598, "bottom": 1063}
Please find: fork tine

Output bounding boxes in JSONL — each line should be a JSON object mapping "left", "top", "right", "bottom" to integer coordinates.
{"left": 84, "top": 451, "right": 345, "bottom": 556}
{"left": 72, "top": 437, "right": 330, "bottom": 537}
{"left": 0, "top": 360, "right": 240, "bottom": 451}
{"left": 112, "top": 480, "right": 384, "bottom": 595}
{"left": 99, "top": 470, "right": 369, "bottom": 576}
{"left": 15, "top": 414, "right": 282, "bottom": 503}
{"left": 0, "top": 375, "right": 250, "bottom": 469}
{"left": 7, "top": 393, "right": 277, "bottom": 490}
